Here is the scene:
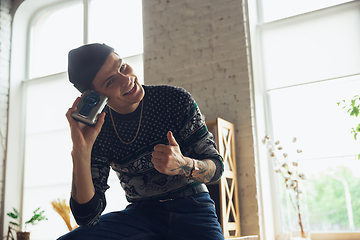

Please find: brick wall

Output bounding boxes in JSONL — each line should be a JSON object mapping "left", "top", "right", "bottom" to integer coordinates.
{"left": 142, "top": 0, "right": 259, "bottom": 236}
{"left": 0, "top": 0, "right": 12, "bottom": 236}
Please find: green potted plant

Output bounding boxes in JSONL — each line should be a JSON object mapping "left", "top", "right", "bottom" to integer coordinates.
{"left": 6, "top": 207, "right": 48, "bottom": 240}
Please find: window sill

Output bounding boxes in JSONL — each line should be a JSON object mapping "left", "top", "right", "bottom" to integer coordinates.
{"left": 311, "top": 232, "right": 360, "bottom": 240}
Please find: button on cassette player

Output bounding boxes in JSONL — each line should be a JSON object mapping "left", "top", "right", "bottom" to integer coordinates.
{"left": 71, "top": 90, "right": 108, "bottom": 126}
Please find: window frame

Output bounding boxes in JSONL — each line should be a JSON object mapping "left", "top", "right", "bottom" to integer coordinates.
{"left": 248, "top": 0, "right": 360, "bottom": 239}
{"left": 4, "top": 0, "right": 143, "bottom": 235}
{"left": 4, "top": 0, "right": 85, "bottom": 233}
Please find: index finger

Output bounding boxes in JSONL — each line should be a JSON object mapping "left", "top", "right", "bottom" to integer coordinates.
{"left": 71, "top": 97, "right": 81, "bottom": 108}
{"left": 154, "top": 144, "right": 170, "bottom": 152}
{"left": 65, "top": 97, "right": 81, "bottom": 124}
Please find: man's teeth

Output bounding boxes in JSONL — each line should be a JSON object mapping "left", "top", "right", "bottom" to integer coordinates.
{"left": 124, "top": 83, "right": 135, "bottom": 95}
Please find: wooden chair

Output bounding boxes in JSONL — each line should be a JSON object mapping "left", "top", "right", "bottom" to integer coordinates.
{"left": 206, "top": 118, "right": 241, "bottom": 238}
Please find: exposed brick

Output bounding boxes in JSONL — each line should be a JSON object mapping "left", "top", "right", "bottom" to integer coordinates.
{"left": 143, "top": 0, "right": 259, "bottom": 237}
{"left": 0, "top": 0, "right": 12, "bottom": 236}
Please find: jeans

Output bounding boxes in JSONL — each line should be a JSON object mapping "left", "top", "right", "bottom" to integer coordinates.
{"left": 57, "top": 192, "right": 224, "bottom": 240}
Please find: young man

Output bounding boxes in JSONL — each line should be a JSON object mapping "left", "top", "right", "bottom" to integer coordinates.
{"left": 58, "top": 43, "right": 225, "bottom": 240}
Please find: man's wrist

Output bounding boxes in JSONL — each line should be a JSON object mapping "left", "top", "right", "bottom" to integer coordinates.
{"left": 186, "top": 158, "right": 199, "bottom": 179}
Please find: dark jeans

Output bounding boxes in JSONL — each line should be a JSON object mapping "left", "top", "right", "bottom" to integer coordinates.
{"left": 57, "top": 192, "right": 224, "bottom": 240}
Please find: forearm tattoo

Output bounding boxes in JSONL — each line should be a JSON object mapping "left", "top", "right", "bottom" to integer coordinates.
{"left": 71, "top": 172, "right": 77, "bottom": 201}
{"left": 193, "top": 160, "right": 216, "bottom": 183}
{"left": 71, "top": 172, "right": 95, "bottom": 202}
{"left": 171, "top": 153, "right": 217, "bottom": 183}
{"left": 171, "top": 154, "right": 192, "bottom": 176}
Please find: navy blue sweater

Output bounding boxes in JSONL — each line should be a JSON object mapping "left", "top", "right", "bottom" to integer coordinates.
{"left": 70, "top": 85, "right": 223, "bottom": 226}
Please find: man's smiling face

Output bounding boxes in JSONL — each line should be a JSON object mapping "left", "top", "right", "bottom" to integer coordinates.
{"left": 92, "top": 53, "right": 144, "bottom": 114}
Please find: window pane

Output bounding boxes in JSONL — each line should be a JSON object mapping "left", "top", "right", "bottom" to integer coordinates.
{"left": 262, "top": 3, "right": 360, "bottom": 90}
{"left": 23, "top": 75, "right": 78, "bottom": 238}
{"left": 89, "top": 0, "right": 143, "bottom": 58}
{"left": 30, "top": 3, "right": 83, "bottom": 78}
{"left": 25, "top": 74, "right": 80, "bottom": 135}
{"left": 262, "top": 0, "right": 353, "bottom": 22}
{"left": 304, "top": 157, "right": 360, "bottom": 231}
{"left": 268, "top": 78, "right": 360, "bottom": 231}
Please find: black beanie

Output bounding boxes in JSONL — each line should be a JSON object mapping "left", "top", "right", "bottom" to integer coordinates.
{"left": 68, "top": 43, "right": 114, "bottom": 93}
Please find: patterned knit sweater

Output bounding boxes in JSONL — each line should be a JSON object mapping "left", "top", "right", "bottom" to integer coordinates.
{"left": 70, "top": 85, "right": 224, "bottom": 226}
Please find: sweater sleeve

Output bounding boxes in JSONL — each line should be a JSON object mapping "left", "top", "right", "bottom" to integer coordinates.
{"left": 177, "top": 92, "right": 224, "bottom": 183}
{"left": 70, "top": 155, "right": 110, "bottom": 227}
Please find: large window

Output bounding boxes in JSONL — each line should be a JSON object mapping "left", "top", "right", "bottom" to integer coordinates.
{"left": 12, "top": 0, "right": 143, "bottom": 239}
{"left": 252, "top": 0, "right": 360, "bottom": 239}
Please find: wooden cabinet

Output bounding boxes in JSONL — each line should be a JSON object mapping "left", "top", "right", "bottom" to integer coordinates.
{"left": 206, "top": 118, "right": 241, "bottom": 239}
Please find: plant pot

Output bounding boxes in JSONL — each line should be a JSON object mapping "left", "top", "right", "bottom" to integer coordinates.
{"left": 17, "top": 231, "right": 30, "bottom": 240}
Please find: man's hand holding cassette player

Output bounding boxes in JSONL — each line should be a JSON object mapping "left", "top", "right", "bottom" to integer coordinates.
{"left": 66, "top": 96, "right": 106, "bottom": 151}
{"left": 57, "top": 43, "right": 225, "bottom": 240}
{"left": 65, "top": 96, "right": 106, "bottom": 204}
